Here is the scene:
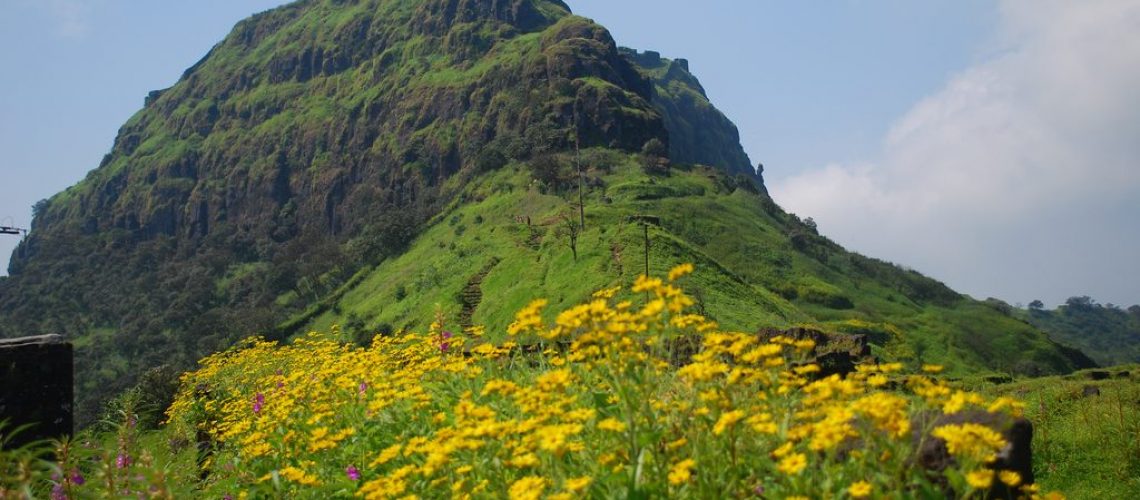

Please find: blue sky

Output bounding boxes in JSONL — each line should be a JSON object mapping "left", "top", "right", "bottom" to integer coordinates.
{"left": 1, "top": 0, "right": 1137, "bottom": 308}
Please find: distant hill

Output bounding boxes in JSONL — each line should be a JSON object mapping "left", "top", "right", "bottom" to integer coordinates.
{"left": 0, "top": 0, "right": 1093, "bottom": 424}
{"left": 1011, "top": 297, "right": 1140, "bottom": 366}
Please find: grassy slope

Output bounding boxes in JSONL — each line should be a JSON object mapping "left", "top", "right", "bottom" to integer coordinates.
{"left": 984, "top": 365, "right": 1140, "bottom": 498}
{"left": 294, "top": 154, "right": 1083, "bottom": 377}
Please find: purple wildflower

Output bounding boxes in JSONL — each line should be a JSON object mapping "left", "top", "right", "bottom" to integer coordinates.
{"left": 51, "top": 484, "right": 67, "bottom": 500}
{"left": 358, "top": 381, "right": 368, "bottom": 395}
{"left": 116, "top": 453, "right": 130, "bottom": 469}
{"left": 253, "top": 393, "right": 265, "bottom": 414}
{"left": 346, "top": 465, "right": 361, "bottom": 481}
{"left": 70, "top": 469, "right": 85, "bottom": 486}
{"left": 439, "top": 330, "right": 454, "bottom": 352}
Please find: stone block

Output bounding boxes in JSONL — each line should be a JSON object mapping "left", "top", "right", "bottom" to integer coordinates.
{"left": 0, "top": 334, "right": 73, "bottom": 449}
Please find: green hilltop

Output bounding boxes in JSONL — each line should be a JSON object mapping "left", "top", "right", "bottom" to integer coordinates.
{"left": 0, "top": 0, "right": 1094, "bottom": 423}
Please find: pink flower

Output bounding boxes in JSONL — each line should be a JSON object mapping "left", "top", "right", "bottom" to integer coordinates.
{"left": 116, "top": 453, "right": 130, "bottom": 469}
{"left": 253, "top": 393, "right": 265, "bottom": 414}
{"left": 346, "top": 465, "right": 361, "bottom": 481}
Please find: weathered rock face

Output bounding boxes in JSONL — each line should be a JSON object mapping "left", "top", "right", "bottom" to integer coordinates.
{"left": 620, "top": 47, "right": 759, "bottom": 181}
{"left": 0, "top": 335, "right": 73, "bottom": 449}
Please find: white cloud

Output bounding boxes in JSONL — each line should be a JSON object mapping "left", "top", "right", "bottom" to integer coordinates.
{"left": 44, "top": 0, "right": 91, "bottom": 38}
{"left": 771, "top": 0, "right": 1140, "bottom": 306}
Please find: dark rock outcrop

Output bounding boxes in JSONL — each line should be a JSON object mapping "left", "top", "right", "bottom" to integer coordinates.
{"left": 756, "top": 326, "right": 872, "bottom": 378}
{"left": 1086, "top": 370, "right": 1111, "bottom": 381}
{"left": 0, "top": 334, "right": 73, "bottom": 449}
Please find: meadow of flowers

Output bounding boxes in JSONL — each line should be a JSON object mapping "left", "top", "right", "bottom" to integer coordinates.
{"left": 3, "top": 265, "right": 1062, "bottom": 499}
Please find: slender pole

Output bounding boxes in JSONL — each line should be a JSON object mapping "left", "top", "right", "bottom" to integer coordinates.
{"left": 576, "top": 138, "right": 585, "bottom": 230}
{"left": 643, "top": 224, "right": 649, "bottom": 277}
{"left": 643, "top": 223, "right": 650, "bottom": 301}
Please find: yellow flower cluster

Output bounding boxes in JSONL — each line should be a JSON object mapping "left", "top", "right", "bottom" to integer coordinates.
{"left": 164, "top": 264, "right": 1060, "bottom": 499}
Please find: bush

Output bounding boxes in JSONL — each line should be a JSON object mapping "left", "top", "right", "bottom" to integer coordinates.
{"left": 473, "top": 146, "right": 508, "bottom": 173}
{"left": 800, "top": 285, "right": 855, "bottom": 310}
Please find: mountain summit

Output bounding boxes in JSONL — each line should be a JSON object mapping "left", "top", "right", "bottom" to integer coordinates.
{"left": 0, "top": 0, "right": 1088, "bottom": 422}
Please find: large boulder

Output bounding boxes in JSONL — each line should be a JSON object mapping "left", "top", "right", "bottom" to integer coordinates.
{"left": 0, "top": 334, "right": 73, "bottom": 449}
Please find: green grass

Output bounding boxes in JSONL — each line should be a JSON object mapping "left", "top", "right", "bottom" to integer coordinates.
{"left": 985, "top": 365, "right": 1140, "bottom": 498}
{"left": 290, "top": 155, "right": 1084, "bottom": 377}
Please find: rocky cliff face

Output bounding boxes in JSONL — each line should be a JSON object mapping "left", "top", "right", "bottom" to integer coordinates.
{"left": 0, "top": 0, "right": 760, "bottom": 422}
{"left": 622, "top": 47, "right": 759, "bottom": 182}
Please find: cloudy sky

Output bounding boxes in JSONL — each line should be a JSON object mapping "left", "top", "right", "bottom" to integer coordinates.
{"left": 1, "top": 0, "right": 1137, "bottom": 308}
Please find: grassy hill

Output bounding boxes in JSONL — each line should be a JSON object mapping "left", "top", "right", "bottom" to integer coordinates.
{"left": 291, "top": 153, "right": 1092, "bottom": 378}
{"left": 1009, "top": 299, "right": 1140, "bottom": 366}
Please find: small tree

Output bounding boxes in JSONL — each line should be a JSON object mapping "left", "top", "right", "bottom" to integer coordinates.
{"left": 803, "top": 217, "right": 818, "bottom": 234}
{"left": 529, "top": 154, "right": 565, "bottom": 191}
{"left": 1028, "top": 299, "right": 1045, "bottom": 311}
{"left": 556, "top": 212, "right": 580, "bottom": 261}
{"left": 641, "top": 138, "right": 669, "bottom": 175}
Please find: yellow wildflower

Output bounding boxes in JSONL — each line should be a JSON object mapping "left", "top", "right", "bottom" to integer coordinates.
{"left": 932, "top": 423, "right": 1007, "bottom": 461}
{"left": 793, "top": 364, "right": 820, "bottom": 375}
{"left": 771, "top": 441, "right": 795, "bottom": 459}
{"left": 966, "top": 469, "right": 994, "bottom": 489}
{"left": 370, "top": 444, "right": 403, "bottom": 468}
{"left": 564, "top": 476, "right": 592, "bottom": 492}
{"left": 713, "top": 409, "right": 746, "bottom": 435}
{"left": 278, "top": 466, "right": 320, "bottom": 486}
{"left": 597, "top": 418, "right": 627, "bottom": 433}
{"left": 848, "top": 481, "right": 873, "bottom": 498}
{"left": 999, "top": 470, "right": 1021, "bottom": 486}
{"left": 535, "top": 369, "right": 574, "bottom": 392}
{"left": 776, "top": 453, "right": 807, "bottom": 475}
{"left": 668, "top": 263, "right": 694, "bottom": 281}
{"left": 508, "top": 476, "right": 547, "bottom": 500}
{"left": 509, "top": 453, "right": 540, "bottom": 468}
{"left": 668, "top": 458, "right": 697, "bottom": 485}
{"left": 942, "top": 390, "right": 986, "bottom": 414}
{"left": 508, "top": 299, "right": 548, "bottom": 336}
